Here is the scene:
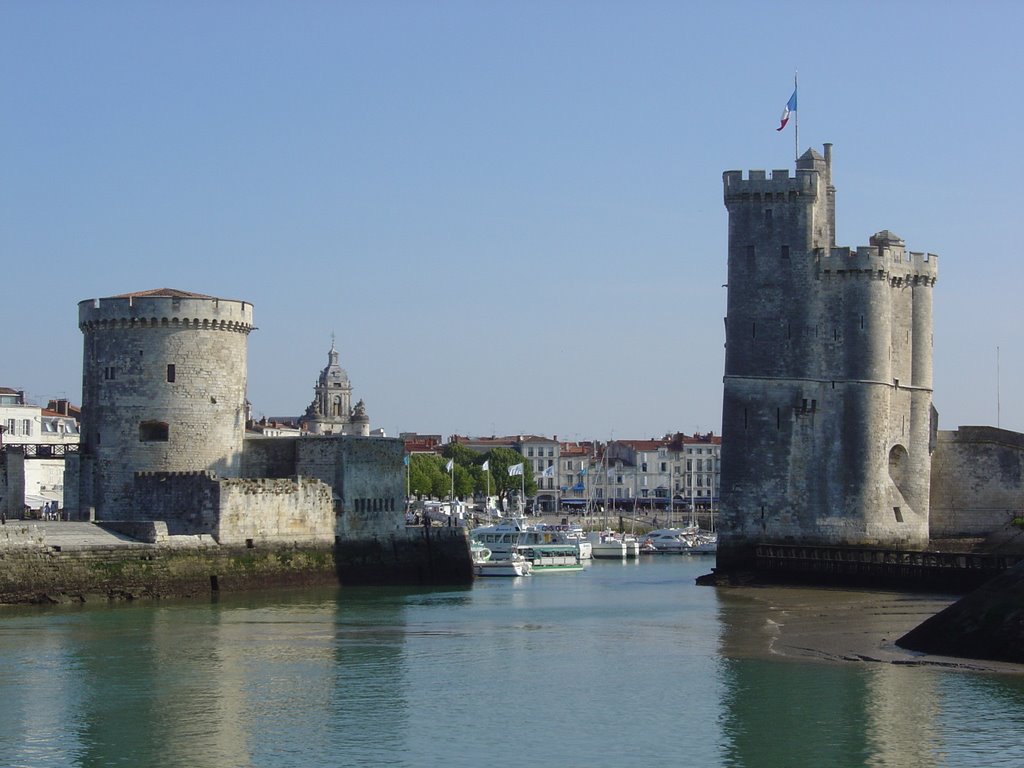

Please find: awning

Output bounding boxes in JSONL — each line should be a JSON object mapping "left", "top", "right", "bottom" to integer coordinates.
{"left": 24, "top": 492, "right": 60, "bottom": 510}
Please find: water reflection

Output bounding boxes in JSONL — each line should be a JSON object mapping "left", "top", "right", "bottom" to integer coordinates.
{"left": 0, "top": 588, "right": 414, "bottom": 767}
{"left": 714, "top": 585, "right": 1024, "bottom": 767}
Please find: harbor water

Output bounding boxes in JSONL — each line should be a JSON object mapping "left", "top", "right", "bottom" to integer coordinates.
{"left": 1, "top": 557, "right": 1023, "bottom": 767}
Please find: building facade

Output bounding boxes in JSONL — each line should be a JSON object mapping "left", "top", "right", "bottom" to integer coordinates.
{"left": 0, "top": 389, "right": 80, "bottom": 514}
{"left": 718, "top": 146, "right": 938, "bottom": 568}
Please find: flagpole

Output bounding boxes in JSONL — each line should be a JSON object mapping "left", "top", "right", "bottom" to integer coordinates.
{"left": 793, "top": 71, "right": 799, "bottom": 164}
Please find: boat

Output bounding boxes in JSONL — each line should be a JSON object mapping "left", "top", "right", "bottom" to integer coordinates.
{"left": 475, "top": 552, "right": 532, "bottom": 577}
{"left": 587, "top": 529, "right": 627, "bottom": 559}
{"left": 515, "top": 544, "right": 584, "bottom": 573}
{"left": 641, "top": 528, "right": 696, "bottom": 554}
{"left": 471, "top": 518, "right": 593, "bottom": 561}
{"left": 471, "top": 539, "right": 492, "bottom": 565}
{"left": 641, "top": 527, "right": 717, "bottom": 554}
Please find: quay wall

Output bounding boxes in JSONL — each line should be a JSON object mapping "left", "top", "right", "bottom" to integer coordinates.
{"left": 0, "top": 527, "right": 472, "bottom": 605}
{"left": 930, "top": 427, "right": 1024, "bottom": 537}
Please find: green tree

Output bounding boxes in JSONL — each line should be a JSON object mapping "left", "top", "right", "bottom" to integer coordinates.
{"left": 408, "top": 454, "right": 447, "bottom": 498}
{"left": 483, "top": 447, "right": 536, "bottom": 510}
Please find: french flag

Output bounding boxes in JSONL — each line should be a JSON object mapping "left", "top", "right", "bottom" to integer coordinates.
{"left": 777, "top": 88, "right": 797, "bottom": 132}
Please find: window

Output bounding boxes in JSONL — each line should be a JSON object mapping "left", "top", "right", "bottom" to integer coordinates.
{"left": 641, "top": 463, "right": 648, "bottom": 472}
{"left": 22, "top": 419, "right": 31, "bottom": 436}
{"left": 781, "top": 245, "right": 790, "bottom": 259}
{"left": 660, "top": 462, "right": 667, "bottom": 472}
{"left": 104, "top": 366, "right": 116, "bottom": 380}
{"left": 139, "top": 421, "right": 169, "bottom": 442}
{"left": 167, "top": 364, "right": 176, "bottom": 382}
{"left": 528, "top": 447, "right": 534, "bottom": 457}
{"left": 548, "top": 448, "right": 554, "bottom": 457}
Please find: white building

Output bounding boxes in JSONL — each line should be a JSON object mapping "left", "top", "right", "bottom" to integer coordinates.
{"left": 0, "top": 389, "right": 80, "bottom": 515}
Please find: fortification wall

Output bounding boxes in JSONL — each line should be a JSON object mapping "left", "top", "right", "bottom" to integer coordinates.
{"left": 0, "top": 527, "right": 473, "bottom": 604}
{"left": 930, "top": 427, "right": 1024, "bottom": 537}
{"left": 296, "top": 436, "right": 405, "bottom": 538}
{"left": 78, "top": 293, "right": 253, "bottom": 519}
{"left": 3, "top": 448, "right": 25, "bottom": 517}
{"left": 132, "top": 471, "right": 335, "bottom": 546}
{"left": 241, "top": 435, "right": 298, "bottom": 479}
{"left": 217, "top": 476, "right": 334, "bottom": 546}
{"left": 0, "top": 453, "right": 9, "bottom": 515}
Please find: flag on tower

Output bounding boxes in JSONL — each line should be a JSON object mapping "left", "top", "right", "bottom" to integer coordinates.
{"left": 508, "top": 463, "right": 524, "bottom": 476}
{"left": 777, "top": 87, "right": 797, "bottom": 132}
{"left": 445, "top": 459, "right": 454, "bottom": 472}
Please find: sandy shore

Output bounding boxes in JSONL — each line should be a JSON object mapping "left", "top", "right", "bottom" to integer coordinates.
{"left": 712, "top": 583, "right": 1024, "bottom": 675}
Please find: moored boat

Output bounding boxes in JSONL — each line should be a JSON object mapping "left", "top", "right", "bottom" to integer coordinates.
{"left": 515, "top": 544, "right": 584, "bottom": 573}
{"left": 474, "top": 549, "right": 532, "bottom": 577}
{"left": 587, "top": 530, "right": 627, "bottom": 559}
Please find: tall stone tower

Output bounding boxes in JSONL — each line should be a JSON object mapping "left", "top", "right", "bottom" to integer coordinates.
{"left": 78, "top": 289, "right": 254, "bottom": 519}
{"left": 718, "top": 146, "right": 938, "bottom": 569}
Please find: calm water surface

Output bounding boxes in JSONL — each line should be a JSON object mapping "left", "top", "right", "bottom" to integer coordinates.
{"left": 1, "top": 558, "right": 1022, "bottom": 767}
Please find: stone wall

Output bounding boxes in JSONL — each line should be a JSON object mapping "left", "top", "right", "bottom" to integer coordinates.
{"left": 3, "top": 448, "right": 25, "bottom": 517}
{"left": 0, "top": 528, "right": 473, "bottom": 604}
{"left": 295, "top": 435, "right": 406, "bottom": 538}
{"left": 241, "top": 435, "right": 298, "bottom": 479}
{"left": 132, "top": 471, "right": 335, "bottom": 546}
{"left": 930, "top": 427, "right": 1024, "bottom": 537}
{"left": 218, "top": 476, "right": 334, "bottom": 546}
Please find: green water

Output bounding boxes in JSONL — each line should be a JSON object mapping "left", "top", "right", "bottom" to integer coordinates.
{"left": 1, "top": 558, "right": 1022, "bottom": 767}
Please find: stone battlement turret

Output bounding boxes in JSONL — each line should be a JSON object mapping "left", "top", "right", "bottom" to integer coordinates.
{"left": 822, "top": 240, "right": 938, "bottom": 282}
{"left": 79, "top": 289, "right": 253, "bottom": 334}
{"left": 722, "top": 167, "right": 820, "bottom": 201}
{"left": 718, "top": 145, "right": 937, "bottom": 569}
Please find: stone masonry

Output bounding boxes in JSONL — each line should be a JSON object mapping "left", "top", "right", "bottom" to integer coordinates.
{"left": 718, "top": 146, "right": 938, "bottom": 568}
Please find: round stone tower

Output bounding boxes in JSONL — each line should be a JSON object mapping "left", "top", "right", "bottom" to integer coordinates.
{"left": 78, "top": 288, "right": 254, "bottom": 519}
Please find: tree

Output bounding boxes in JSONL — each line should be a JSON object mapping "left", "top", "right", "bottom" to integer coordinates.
{"left": 408, "top": 452, "right": 475, "bottom": 500}
{"left": 483, "top": 447, "right": 536, "bottom": 510}
{"left": 408, "top": 454, "right": 447, "bottom": 499}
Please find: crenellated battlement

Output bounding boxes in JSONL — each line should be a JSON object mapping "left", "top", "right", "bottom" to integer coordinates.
{"left": 723, "top": 167, "right": 820, "bottom": 204}
{"left": 820, "top": 240, "right": 938, "bottom": 282}
{"left": 78, "top": 292, "right": 254, "bottom": 335}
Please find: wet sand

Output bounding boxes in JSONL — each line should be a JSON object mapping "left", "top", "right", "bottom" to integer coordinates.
{"left": 713, "top": 583, "right": 1024, "bottom": 675}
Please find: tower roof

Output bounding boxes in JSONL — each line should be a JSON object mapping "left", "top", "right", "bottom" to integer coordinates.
{"left": 112, "top": 288, "right": 215, "bottom": 299}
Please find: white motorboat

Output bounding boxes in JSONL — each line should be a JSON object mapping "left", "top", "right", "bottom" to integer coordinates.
{"left": 587, "top": 530, "right": 627, "bottom": 559}
{"left": 471, "top": 518, "right": 593, "bottom": 561}
{"left": 475, "top": 552, "right": 532, "bottom": 577}
{"left": 641, "top": 528, "right": 695, "bottom": 554}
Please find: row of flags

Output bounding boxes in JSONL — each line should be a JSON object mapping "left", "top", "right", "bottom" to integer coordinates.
{"left": 441, "top": 459, "right": 525, "bottom": 477}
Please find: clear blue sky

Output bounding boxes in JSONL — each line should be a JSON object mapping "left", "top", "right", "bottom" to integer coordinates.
{"left": 3, "top": 1, "right": 1022, "bottom": 439}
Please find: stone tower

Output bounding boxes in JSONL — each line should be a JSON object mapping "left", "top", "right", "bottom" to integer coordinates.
{"left": 718, "top": 146, "right": 938, "bottom": 569}
{"left": 78, "top": 289, "right": 254, "bottom": 519}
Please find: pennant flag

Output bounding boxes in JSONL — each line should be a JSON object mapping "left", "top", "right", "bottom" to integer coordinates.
{"left": 445, "top": 459, "right": 454, "bottom": 472}
{"left": 481, "top": 460, "right": 490, "bottom": 471}
{"left": 508, "top": 463, "right": 524, "bottom": 476}
{"left": 579, "top": 468, "right": 587, "bottom": 476}
{"left": 777, "top": 87, "right": 797, "bottom": 132}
